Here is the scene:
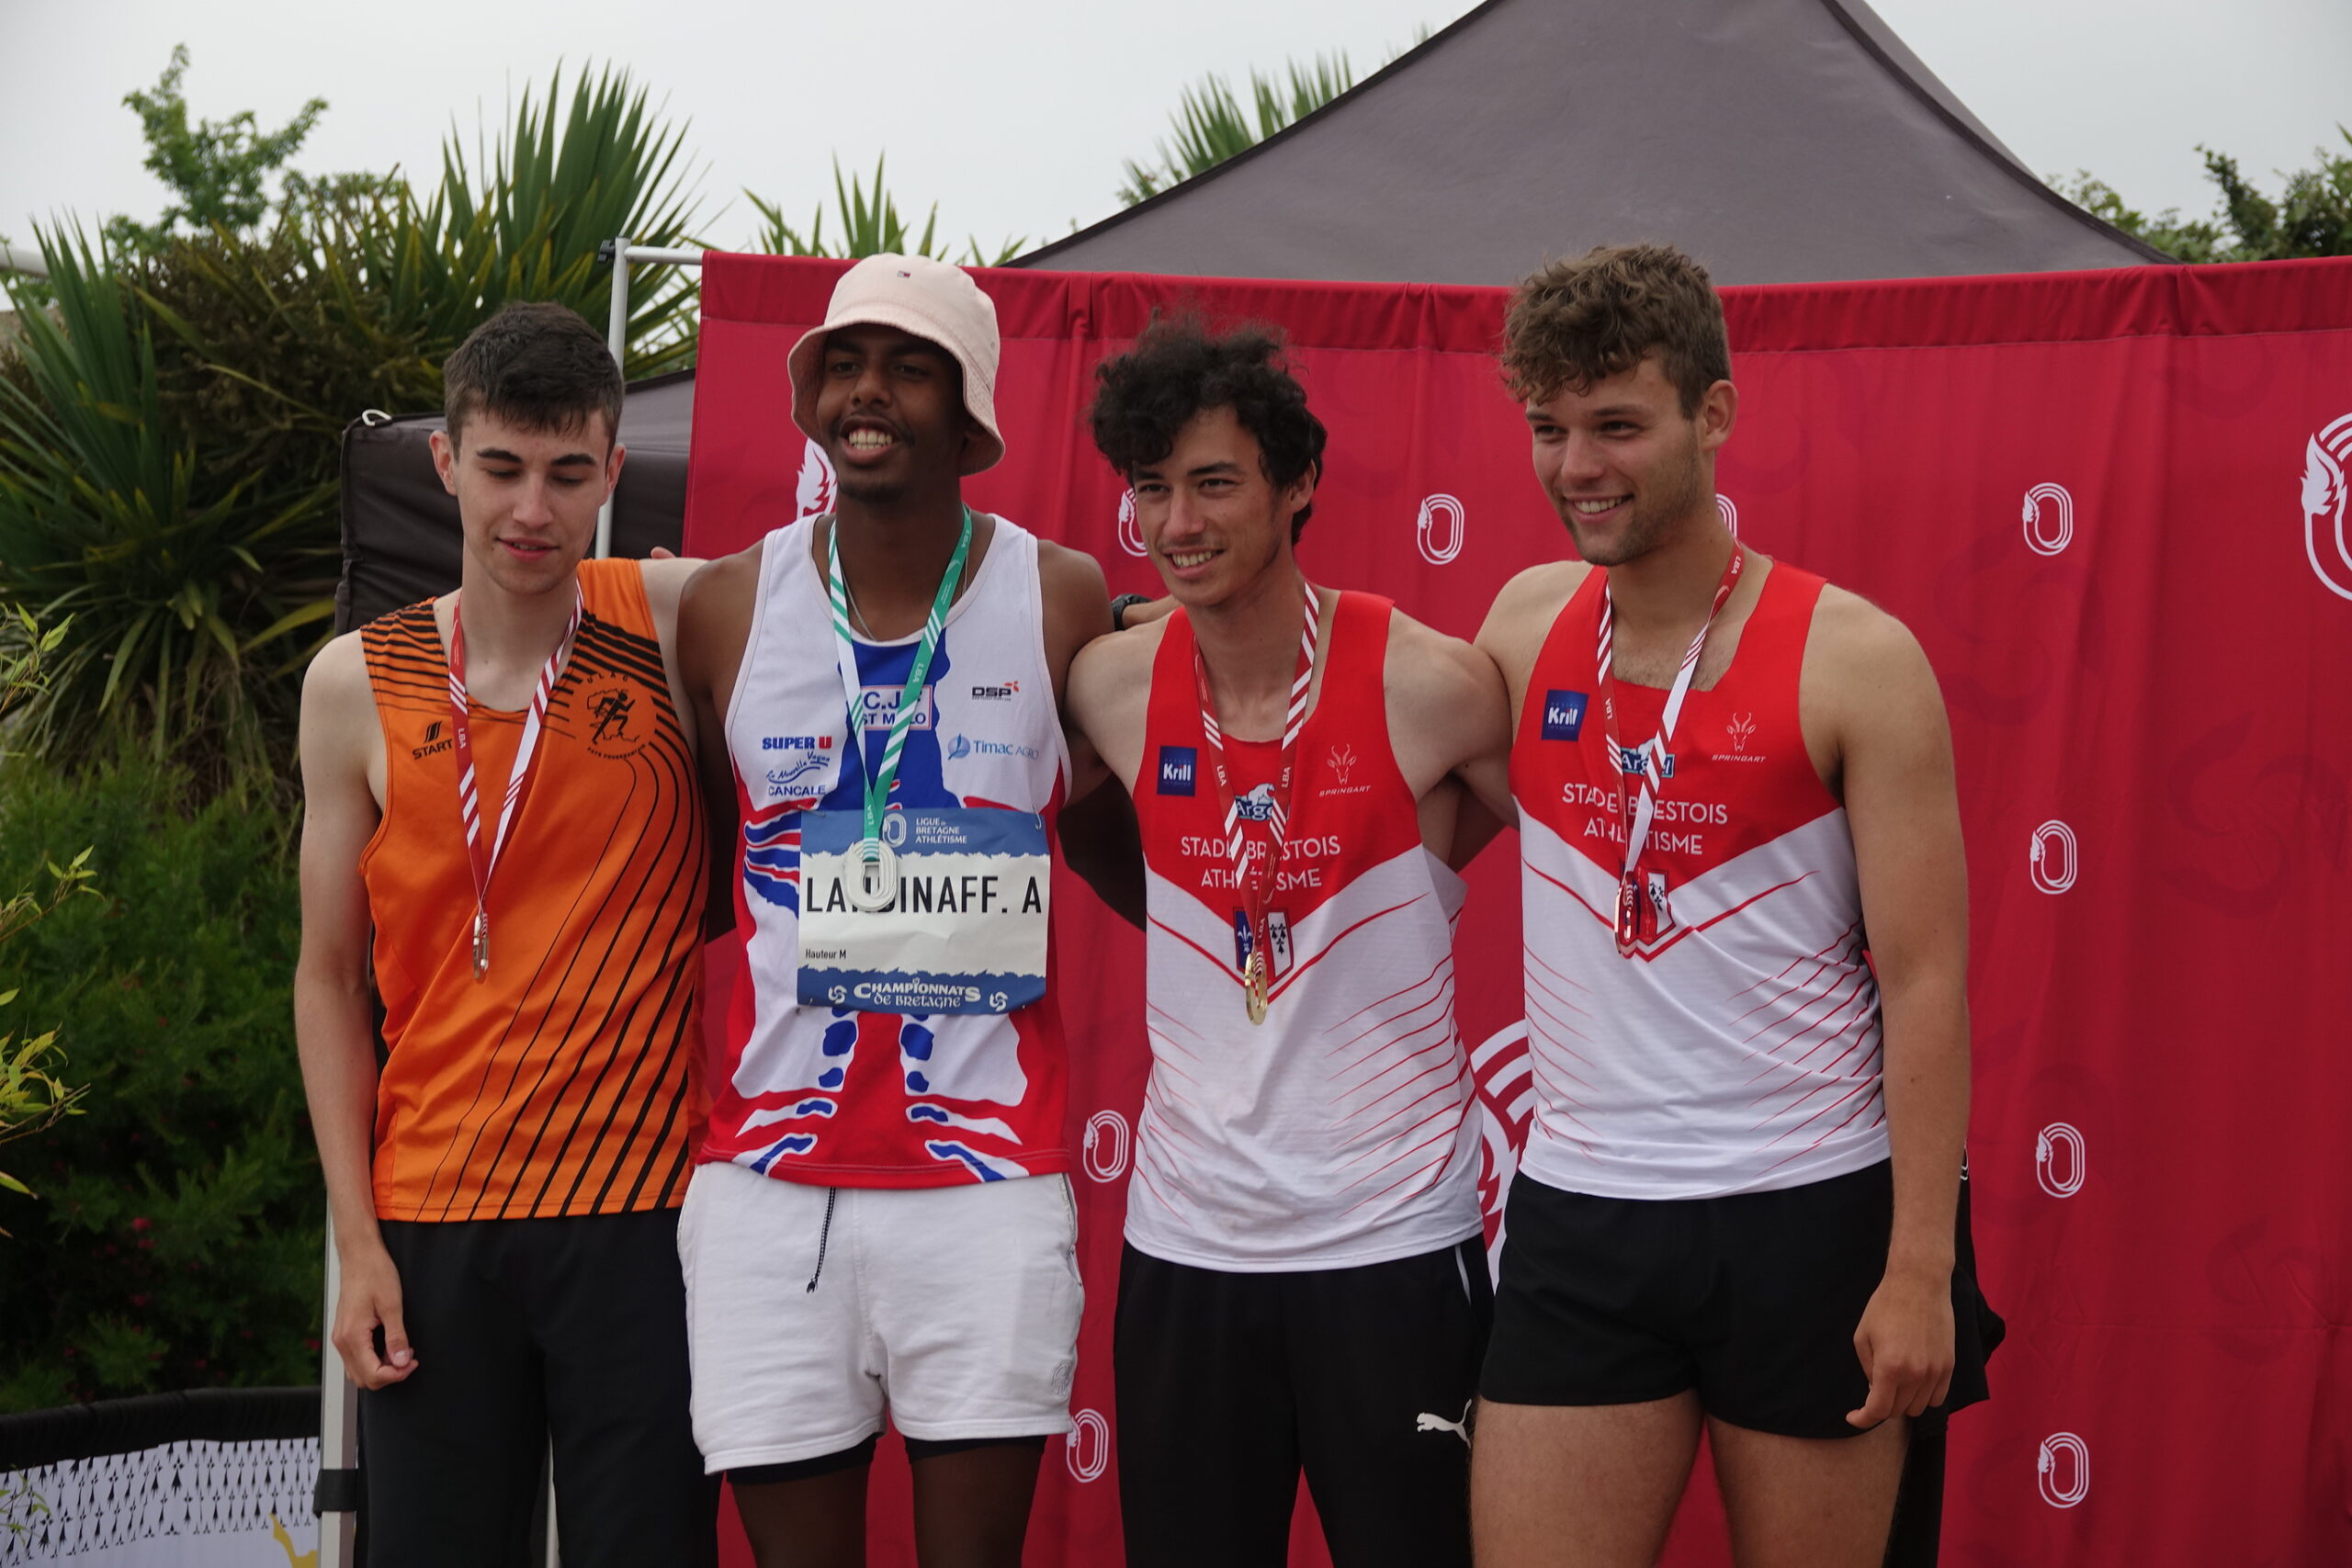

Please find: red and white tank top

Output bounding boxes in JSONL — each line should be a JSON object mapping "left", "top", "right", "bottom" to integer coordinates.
{"left": 1130, "top": 592, "right": 1482, "bottom": 1269}
{"left": 1512, "top": 562, "right": 1888, "bottom": 1200}
{"left": 704, "top": 514, "right": 1071, "bottom": 1188}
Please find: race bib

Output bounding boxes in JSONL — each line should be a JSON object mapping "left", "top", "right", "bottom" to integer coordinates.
{"left": 797, "top": 807, "right": 1050, "bottom": 1014}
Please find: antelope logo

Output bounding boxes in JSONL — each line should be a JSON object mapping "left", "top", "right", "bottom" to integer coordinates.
{"left": 2300, "top": 418, "right": 2352, "bottom": 601}
{"left": 796, "top": 440, "right": 837, "bottom": 520}
{"left": 1725, "top": 713, "right": 1757, "bottom": 752}
{"left": 1329, "top": 743, "right": 1357, "bottom": 785}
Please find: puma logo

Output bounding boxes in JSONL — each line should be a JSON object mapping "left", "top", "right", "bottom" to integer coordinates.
{"left": 1416, "top": 1407, "right": 1471, "bottom": 1444}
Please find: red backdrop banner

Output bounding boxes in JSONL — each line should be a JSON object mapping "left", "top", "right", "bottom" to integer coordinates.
{"left": 685, "top": 254, "right": 2352, "bottom": 1567}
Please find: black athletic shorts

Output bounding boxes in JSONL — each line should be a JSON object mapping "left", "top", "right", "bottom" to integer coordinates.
{"left": 361, "top": 1209, "right": 717, "bottom": 1567}
{"left": 1115, "top": 1237, "right": 1491, "bottom": 1568}
{"left": 1482, "top": 1160, "right": 1992, "bottom": 1441}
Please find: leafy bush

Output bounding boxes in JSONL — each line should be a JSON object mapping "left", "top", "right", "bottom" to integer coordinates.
{"left": 0, "top": 229, "right": 334, "bottom": 794}
{"left": 749, "top": 153, "right": 1025, "bottom": 266}
{"left": 0, "top": 758, "right": 315, "bottom": 1409}
{"left": 0, "top": 609, "right": 95, "bottom": 1228}
{"left": 0, "top": 61, "right": 705, "bottom": 802}
{"left": 2056, "top": 128, "right": 2352, "bottom": 263}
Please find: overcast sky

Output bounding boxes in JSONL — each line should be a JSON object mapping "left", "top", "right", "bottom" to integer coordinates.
{"left": 3, "top": 0, "right": 2346, "bottom": 258}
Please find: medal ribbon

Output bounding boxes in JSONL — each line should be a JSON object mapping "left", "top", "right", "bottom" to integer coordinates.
{"left": 824, "top": 507, "right": 975, "bottom": 849}
{"left": 447, "top": 586, "right": 583, "bottom": 980}
{"left": 1594, "top": 546, "right": 1745, "bottom": 954}
{"left": 1192, "top": 579, "right": 1321, "bottom": 1006}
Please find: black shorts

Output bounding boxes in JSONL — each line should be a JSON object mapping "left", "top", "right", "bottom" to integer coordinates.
{"left": 1482, "top": 1160, "right": 1991, "bottom": 1441}
{"left": 361, "top": 1209, "right": 717, "bottom": 1568}
{"left": 1115, "top": 1238, "right": 1491, "bottom": 1568}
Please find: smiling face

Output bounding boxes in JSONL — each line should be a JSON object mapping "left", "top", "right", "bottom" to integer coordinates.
{"left": 431, "top": 409, "right": 620, "bottom": 598}
{"left": 1525, "top": 351, "right": 1735, "bottom": 568}
{"left": 812, "top": 322, "right": 973, "bottom": 507}
{"left": 1130, "top": 404, "right": 1315, "bottom": 612}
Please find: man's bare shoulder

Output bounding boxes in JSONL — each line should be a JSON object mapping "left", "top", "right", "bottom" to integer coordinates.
{"left": 679, "top": 539, "right": 763, "bottom": 615}
{"left": 1037, "top": 537, "right": 1109, "bottom": 592}
{"left": 1386, "top": 608, "right": 1503, "bottom": 713}
{"left": 299, "top": 630, "right": 378, "bottom": 781}
{"left": 1070, "top": 615, "right": 1167, "bottom": 701}
{"left": 303, "top": 628, "right": 369, "bottom": 705}
{"left": 1809, "top": 581, "right": 1931, "bottom": 675}
{"left": 1478, "top": 559, "right": 1591, "bottom": 651}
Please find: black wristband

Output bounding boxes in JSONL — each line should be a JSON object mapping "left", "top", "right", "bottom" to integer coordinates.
{"left": 1109, "top": 593, "right": 1152, "bottom": 632}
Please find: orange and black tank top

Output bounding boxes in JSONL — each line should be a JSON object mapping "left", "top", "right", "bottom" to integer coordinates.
{"left": 358, "top": 558, "right": 707, "bottom": 1222}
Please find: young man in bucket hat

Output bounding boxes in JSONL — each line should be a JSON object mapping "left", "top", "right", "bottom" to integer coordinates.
{"left": 674, "top": 254, "right": 1119, "bottom": 1567}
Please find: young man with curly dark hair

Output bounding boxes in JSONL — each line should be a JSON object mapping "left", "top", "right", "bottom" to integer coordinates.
{"left": 1463, "top": 244, "right": 1990, "bottom": 1568}
{"left": 1067, "top": 317, "right": 1510, "bottom": 1568}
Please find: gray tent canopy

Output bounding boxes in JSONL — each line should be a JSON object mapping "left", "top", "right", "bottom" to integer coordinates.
{"left": 333, "top": 371, "right": 691, "bottom": 635}
{"left": 1015, "top": 0, "right": 2168, "bottom": 285}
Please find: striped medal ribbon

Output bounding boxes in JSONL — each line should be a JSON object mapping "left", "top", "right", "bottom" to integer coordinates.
{"left": 1594, "top": 545, "right": 1744, "bottom": 955}
{"left": 823, "top": 507, "right": 975, "bottom": 912}
{"left": 447, "top": 586, "right": 583, "bottom": 980}
{"left": 1191, "top": 578, "right": 1321, "bottom": 1024}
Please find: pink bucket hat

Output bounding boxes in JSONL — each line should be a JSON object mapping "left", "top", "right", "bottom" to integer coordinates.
{"left": 787, "top": 254, "right": 1005, "bottom": 475}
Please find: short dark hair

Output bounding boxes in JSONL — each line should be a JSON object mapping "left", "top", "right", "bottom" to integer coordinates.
{"left": 443, "top": 301, "right": 625, "bottom": 448}
{"left": 1500, "top": 243, "right": 1731, "bottom": 415}
{"left": 1089, "top": 315, "right": 1328, "bottom": 540}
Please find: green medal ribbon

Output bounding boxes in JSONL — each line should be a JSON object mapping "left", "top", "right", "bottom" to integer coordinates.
{"left": 823, "top": 507, "right": 975, "bottom": 911}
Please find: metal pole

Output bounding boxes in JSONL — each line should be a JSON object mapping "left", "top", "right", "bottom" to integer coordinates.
{"left": 0, "top": 242, "right": 47, "bottom": 279}
{"left": 595, "top": 235, "right": 630, "bottom": 560}
{"left": 318, "top": 1219, "right": 360, "bottom": 1568}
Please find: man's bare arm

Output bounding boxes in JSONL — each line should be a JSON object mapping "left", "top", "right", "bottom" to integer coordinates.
{"left": 677, "top": 548, "right": 759, "bottom": 939}
{"left": 1815, "top": 593, "right": 1970, "bottom": 1429}
{"left": 638, "top": 554, "right": 705, "bottom": 757}
{"left": 1061, "top": 620, "right": 1166, "bottom": 929}
{"left": 292, "top": 636, "right": 415, "bottom": 1392}
{"left": 1039, "top": 546, "right": 1148, "bottom": 928}
{"left": 1463, "top": 562, "right": 1586, "bottom": 833}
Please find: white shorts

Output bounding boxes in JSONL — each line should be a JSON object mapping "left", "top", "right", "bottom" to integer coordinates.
{"left": 678, "top": 1160, "right": 1082, "bottom": 1473}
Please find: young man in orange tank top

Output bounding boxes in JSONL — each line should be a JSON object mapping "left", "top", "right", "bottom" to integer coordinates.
{"left": 294, "top": 303, "right": 715, "bottom": 1563}
{"left": 1067, "top": 319, "right": 1511, "bottom": 1568}
{"left": 1460, "top": 246, "right": 1990, "bottom": 1567}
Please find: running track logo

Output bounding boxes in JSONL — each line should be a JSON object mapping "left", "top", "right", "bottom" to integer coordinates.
{"left": 1714, "top": 492, "right": 1739, "bottom": 539}
{"left": 796, "top": 440, "right": 836, "bottom": 520}
{"left": 1416, "top": 494, "right": 1465, "bottom": 565}
{"left": 1066, "top": 1409, "right": 1111, "bottom": 1482}
{"left": 1081, "top": 1110, "right": 1131, "bottom": 1181}
{"left": 2301, "top": 416, "right": 2352, "bottom": 600}
{"left": 2023, "top": 482, "right": 2075, "bottom": 556}
{"left": 2038, "top": 1432, "right": 2090, "bottom": 1508}
{"left": 2035, "top": 1122, "right": 2086, "bottom": 1198}
{"left": 2030, "top": 819, "right": 2078, "bottom": 894}
{"left": 1116, "top": 489, "right": 1146, "bottom": 558}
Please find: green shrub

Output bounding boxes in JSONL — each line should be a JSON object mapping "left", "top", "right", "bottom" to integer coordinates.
{"left": 0, "top": 757, "right": 315, "bottom": 1409}
{"left": 0, "top": 61, "right": 704, "bottom": 804}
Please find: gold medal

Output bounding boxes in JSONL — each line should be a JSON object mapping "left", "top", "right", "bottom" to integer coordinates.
{"left": 1243, "top": 949, "right": 1271, "bottom": 1025}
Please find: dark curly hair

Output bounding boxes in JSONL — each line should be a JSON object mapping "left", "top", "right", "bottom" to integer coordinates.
{"left": 1500, "top": 243, "right": 1731, "bottom": 415}
{"left": 444, "top": 300, "right": 625, "bottom": 449}
{"left": 1089, "top": 315, "right": 1328, "bottom": 540}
